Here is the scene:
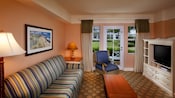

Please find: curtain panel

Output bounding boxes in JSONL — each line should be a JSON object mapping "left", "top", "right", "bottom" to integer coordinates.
{"left": 81, "top": 33, "right": 93, "bottom": 71}
{"left": 134, "top": 33, "right": 149, "bottom": 72}
{"left": 81, "top": 20, "right": 94, "bottom": 71}
{"left": 81, "top": 20, "right": 93, "bottom": 33}
{"left": 135, "top": 19, "right": 150, "bottom": 33}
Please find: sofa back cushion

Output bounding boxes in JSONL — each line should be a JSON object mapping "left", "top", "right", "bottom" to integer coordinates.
{"left": 5, "top": 69, "right": 41, "bottom": 98}
{"left": 4, "top": 55, "right": 67, "bottom": 97}
{"left": 28, "top": 66, "right": 48, "bottom": 92}
{"left": 46, "top": 57, "right": 60, "bottom": 77}
{"left": 53, "top": 55, "right": 66, "bottom": 74}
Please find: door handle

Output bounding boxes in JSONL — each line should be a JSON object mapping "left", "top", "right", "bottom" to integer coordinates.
{"left": 120, "top": 47, "right": 123, "bottom": 51}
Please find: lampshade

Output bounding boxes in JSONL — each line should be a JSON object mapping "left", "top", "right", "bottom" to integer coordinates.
{"left": 0, "top": 32, "right": 25, "bottom": 57}
{"left": 67, "top": 42, "right": 78, "bottom": 50}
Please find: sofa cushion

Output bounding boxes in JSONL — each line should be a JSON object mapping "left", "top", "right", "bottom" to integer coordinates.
{"left": 41, "top": 88, "right": 73, "bottom": 98}
{"left": 48, "top": 84, "right": 75, "bottom": 94}
{"left": 28, "top": 66, "right": 48, "bottom": 92}
{"left": 54, "top": 55, "right": 66, "bottom": 72}
{"left": 5, "top": 69, "right": 41, "bottom": 98}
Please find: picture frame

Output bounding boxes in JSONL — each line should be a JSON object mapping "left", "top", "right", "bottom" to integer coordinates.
{"left": 25, "top": 24, "right": 53, "bottom": 56}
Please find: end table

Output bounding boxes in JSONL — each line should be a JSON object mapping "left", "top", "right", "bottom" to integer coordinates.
{"left": 64, "top": 57, "right": 83, "bottom": 69}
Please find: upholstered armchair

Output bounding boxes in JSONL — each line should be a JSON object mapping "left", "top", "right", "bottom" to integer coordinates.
{"left": 95, "top": 51, "right": 119, "bottom": 73}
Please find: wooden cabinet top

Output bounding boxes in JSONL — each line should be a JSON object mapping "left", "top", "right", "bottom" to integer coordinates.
{"left": 64, "top": 57, "right": 82, "bottom": 62}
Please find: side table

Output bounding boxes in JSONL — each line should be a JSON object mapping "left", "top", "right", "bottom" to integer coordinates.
{"left": 64, "top": 57, "right": 83, "bottom": 69}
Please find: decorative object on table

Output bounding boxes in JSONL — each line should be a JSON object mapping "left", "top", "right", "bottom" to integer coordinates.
{"left": 0, "top": 32, "right": 25, "bottom": 98}
{"left": 67, "top": 42, "right": 78, "bottom": 59}
{"left": 25, "top": 24, "right": 53, "bottom": 56}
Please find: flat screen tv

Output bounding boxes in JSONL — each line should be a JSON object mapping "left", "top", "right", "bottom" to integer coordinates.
{"left": 154, "top": 45, "right": 171, "bottom": 68}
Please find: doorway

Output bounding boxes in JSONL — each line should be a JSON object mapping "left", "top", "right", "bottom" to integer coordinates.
{"left": 103, "top": 26, "right": 124, "bottom": 69}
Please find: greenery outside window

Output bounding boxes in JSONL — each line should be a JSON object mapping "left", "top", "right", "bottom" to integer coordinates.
{"left": 128, "top": 26, "right": 136, "bottom": 53}
{"left": 92, "top": 26, "right": 100, "bottom": 52}
{"left": 106, "top": 28, "right": 120, "bottom": 61}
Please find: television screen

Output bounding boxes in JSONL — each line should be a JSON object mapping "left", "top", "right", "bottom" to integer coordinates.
{"left": 154, "top": 45, "right": 171, "bottom": 67}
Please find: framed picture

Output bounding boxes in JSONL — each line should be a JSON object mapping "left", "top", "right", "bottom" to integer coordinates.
{"left": 25, "top": 24, "right": 53, "bottom": 56}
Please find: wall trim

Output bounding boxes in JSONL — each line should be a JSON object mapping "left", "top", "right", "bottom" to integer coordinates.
{"left": 123, "top": 67, "right": 134, "bottom": 71}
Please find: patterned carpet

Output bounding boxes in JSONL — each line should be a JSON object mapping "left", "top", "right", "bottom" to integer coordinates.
{"left": 78, "top": 70, "right": 172, "bottom": 98}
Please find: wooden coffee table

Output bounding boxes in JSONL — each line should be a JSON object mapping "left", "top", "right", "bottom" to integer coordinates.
{"left": 103, "top": 74, "right": 137, "bottom": 98}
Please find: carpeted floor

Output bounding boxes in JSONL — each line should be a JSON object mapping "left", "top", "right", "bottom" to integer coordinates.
{"left": 78, "top": 70, "right": 173, "bottom": 98}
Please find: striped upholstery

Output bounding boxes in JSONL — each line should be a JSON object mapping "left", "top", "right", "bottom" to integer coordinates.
{"left": 5, "top": 55, "right": 83, "bottom": 98}
{"left": 66, "top": 63, "right": 82, "bottom": 69}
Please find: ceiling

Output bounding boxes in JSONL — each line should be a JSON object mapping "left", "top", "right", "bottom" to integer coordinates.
{"left": 56, "top": 0, "right": 175, "bottom": 15}
{"left": 17, "top": 0, "right": 175, "bottom": 23}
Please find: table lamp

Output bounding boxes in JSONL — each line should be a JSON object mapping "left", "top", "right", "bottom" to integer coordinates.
{"left": 67, "top": 42, "right": 78, "bottom": 59}
{"left": 0, "top": 32, "right": 25, "bottom": 98}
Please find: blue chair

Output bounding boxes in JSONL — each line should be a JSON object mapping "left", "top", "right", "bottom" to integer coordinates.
{"left": 95, "top": 51, "right": 119, "bottom": 73}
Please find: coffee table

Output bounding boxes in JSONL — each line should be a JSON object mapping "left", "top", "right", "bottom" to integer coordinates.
{"left": 103, "top": 74, "right": 137, "bottom": 98}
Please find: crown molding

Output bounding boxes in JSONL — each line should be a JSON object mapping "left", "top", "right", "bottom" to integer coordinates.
{"left": 18, "top": 0, "right": 175, "bottom": 24}
{"left": 70, "top": 14, "right": 154, "bottom": 24}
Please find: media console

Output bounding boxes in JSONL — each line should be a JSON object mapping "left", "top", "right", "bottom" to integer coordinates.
{"left": 143, "top": 38, "right": 175, "bottom": 97}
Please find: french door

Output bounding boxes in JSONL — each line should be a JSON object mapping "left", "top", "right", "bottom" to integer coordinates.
{"left": 103, "top": 26, "right": 124, "bottom": 69}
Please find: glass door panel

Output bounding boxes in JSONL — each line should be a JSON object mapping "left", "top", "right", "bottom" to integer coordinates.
{"left": 104, "top": 26, "right": 124, "bottom": 68}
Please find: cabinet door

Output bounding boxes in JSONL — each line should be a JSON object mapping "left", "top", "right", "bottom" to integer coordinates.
{"left": 156, "top": 70, "right": 172, "bottom": 90}
{"left": 143, "top": 64, "right": 156, "bottom": 79}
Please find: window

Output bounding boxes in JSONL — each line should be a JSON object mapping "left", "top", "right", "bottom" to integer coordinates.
{"left": 92, "top": 26, "right": 100, "bottom": 52}
{"left": 128, "top": 26, "right": 136, "bottom": 53}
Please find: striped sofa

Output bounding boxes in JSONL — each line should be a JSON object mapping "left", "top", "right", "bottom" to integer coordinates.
{"left": 4, "top": 55, "right": 83, "bottom": 98}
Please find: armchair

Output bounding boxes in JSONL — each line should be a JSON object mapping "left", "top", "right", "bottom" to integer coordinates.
{"left": 95, "top": 51, "right": 119, "bottom": 73}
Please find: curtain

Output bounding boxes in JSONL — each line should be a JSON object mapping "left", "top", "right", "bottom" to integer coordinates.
{"left": 135, "top": 19, "right": 149, "bottom": 32}
{"left": 134, "top": 33, "right": 149, "bottom": 72}
{"left": 81, "top": 33, "right": 93, "bottom": 71}
{"left": 81, "top": 20, "right": 93, "bottom": 33}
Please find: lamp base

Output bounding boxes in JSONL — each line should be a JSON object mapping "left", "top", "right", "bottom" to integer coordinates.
{"left": 71, "top": 50, "right": 76, "bottom": 59}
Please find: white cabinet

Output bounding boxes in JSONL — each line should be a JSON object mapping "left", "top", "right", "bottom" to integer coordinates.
{"left": 143, "top": 38, "right": 175, "bottom": 97}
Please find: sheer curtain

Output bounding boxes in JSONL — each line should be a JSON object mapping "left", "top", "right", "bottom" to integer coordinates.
{"left": 81, "top": 33, "right": 93, "bottom": 71}
{"left": 134, "top": 33, "right": 149, "bottom": 72}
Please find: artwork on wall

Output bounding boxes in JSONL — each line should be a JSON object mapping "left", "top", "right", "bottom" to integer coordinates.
{"left": 25, "top": 24, "right": 53, "bottom": 56}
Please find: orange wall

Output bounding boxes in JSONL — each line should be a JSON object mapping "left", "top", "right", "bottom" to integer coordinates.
{"left": 123, "top": 23, "right": 135, "bottom": 68}
{"left": 154, "top": 18, "right": 175, "bottom": 38}
{"left": 64, "top": 24, "right": 82, "bottom": 57}
{"left": 0, "top": 0, "right": 66, "bottom": 77}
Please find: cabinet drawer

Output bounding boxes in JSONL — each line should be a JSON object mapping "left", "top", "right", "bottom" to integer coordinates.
{"left": 156, "top": 72, "right": 172, "bottom": 90}
{"left": 156, "top": 70, "right": 171, "bottom": 82}
{"left": 157, "top": 79, "right": 172, "bottom": 90}
{"left": 144, "top": 65, "right": 155, "bottom": 78}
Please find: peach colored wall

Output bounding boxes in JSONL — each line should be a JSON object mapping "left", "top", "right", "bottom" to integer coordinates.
{"left": 164, "top": 18, "right": 175, "bottom": 37}
{"left": 149, "top": 23, "right": 155, "bottom": 38}
{"left": 154, "top": 21, "right": 166, "bottom": 38}
{"left": 154, "top": 18, "right": 175, "bottom": 38}
{"left": 123, "top": 23, "right": 135, "bottom": 68}
{"left": 0, "top": 0, "right": 66, "bottom": 77}
{"left": 64, "top": 24, "right": 82, "bottom": 57}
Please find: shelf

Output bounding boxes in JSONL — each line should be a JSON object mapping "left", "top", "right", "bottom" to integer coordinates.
{"left": 144, "top": 57, "right": 148, "bottom": 64}
{"left": 144, "top": 49, "right": 148, "bottom": 55}
{"left": 151, "top": 61, "right": 171, "bottom": 72}
{"left": 144, "top": 41, "right": 149, "bottom": 48}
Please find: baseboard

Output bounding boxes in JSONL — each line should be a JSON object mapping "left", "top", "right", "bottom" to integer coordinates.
{"left": 123, "top": 67, "right": 134, "bottom": 71}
